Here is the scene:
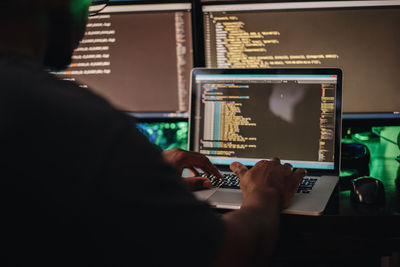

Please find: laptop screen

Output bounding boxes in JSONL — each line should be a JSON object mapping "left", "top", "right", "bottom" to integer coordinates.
{"left": 190, "top": 69, "right": 342, "bottom": 173}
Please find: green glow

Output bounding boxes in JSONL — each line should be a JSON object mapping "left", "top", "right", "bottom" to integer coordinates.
{"left": 340, "top": 169, "right": 355, "bottom": 177}
{"left": 341, "top": 138, "right": 355, "bottom": 144}
{"left": 70, "top": 0, "right": 90, "bottom": 18}
{"left": 353, "top": 133, "right": 371, "bottom": 141}
{"left": 136, "top": 122, "right": 189, "bottom": 151}
{"left": 340, "top": 190, "right": 351, "bottom": 198}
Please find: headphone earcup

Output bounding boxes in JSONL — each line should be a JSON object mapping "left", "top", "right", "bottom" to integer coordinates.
{"left": 43, "top": 1, "right": 89, "bottom": 70}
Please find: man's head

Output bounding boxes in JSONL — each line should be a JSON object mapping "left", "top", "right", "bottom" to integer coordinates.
{"left": 0, "top": 0, "right": 90, "bottom": 70}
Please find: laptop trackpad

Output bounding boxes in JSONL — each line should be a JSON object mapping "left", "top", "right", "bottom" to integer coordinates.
{"left": 193, "top": 188, "right": 218, "bottom": 201}
{"left": 208, "top": 189, "right": 243, "bottom": 209}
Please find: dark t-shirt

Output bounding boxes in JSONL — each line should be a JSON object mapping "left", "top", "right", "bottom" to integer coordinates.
{"left": 0, "top": 53, "right": 224, "bottom": 266}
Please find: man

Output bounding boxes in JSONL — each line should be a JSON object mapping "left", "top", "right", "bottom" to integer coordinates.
{"left": 0, "top": 0, "right": 305, "bottom": 266}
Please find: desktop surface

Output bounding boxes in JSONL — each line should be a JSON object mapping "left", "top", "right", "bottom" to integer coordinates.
{"left": 273, "top": 127, "right": 400, "bottom": 265}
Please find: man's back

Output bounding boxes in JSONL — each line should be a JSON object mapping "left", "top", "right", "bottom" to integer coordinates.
{"left": 0, "top": 1, "right": 307, "bottom": 265}
{"left": 0, "top": 52, "right": 224, "bottom": 266}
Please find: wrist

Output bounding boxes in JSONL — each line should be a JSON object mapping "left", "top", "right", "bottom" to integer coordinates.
{"left": 241, "top": 187, "right": 283, "bottom": 211}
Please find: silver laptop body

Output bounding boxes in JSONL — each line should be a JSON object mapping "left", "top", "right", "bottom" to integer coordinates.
{"left": 189, "top": 68, "right": 342, "bottom": 216}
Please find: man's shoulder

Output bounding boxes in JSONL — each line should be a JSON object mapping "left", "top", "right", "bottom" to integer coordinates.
{"left": 0, "top": 53, "right": 138, "bottom": 150}
{"left": 0, "top": 54, "right": 119, "bottom": 122}
{"left": 0, "top": 54, "right": 149, "bottom": 174}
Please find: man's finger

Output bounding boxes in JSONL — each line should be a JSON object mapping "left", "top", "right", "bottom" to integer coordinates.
{"left": 293, "top": 168, "right": 307, "bottom": 182}
{"left": 187, "top": 167, "right": 200, "bottom": 177}
{"left": 183, "top": 177, "right": 212, "bottom": 191}
{"left": 230, "top": 162, "right": 248, "bottom": 179}
{"left": 269, "top": 157, "right": 281, "bottom": 164}
{"left": 287, "top": 169, "right": 307, "bottom": 201}
{"left": 175, "top": 151, "right": 222, "bottom": 178}
{"left": 283, "top": 163, "right": 293, "bottom": 175}
{"left": 196, "top": 156, "right": 223, "bottom": 178}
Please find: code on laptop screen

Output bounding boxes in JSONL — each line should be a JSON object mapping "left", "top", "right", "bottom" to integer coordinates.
{"left": 192, "top": 73, "right": 338, "bottom": 170}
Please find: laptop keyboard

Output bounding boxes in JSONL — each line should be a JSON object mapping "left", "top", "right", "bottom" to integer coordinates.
{"left": 200, "top": 173, "right": 317, "bottom": 193}
{"left": 297, "top": 178, "right": 317, "bottom": 194}
{"left": 201, "top": 173, "right": 240, "bottom": 189}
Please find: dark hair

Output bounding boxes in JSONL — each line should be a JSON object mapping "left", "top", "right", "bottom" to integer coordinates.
{"left": 0, "top": 2, "right": 38, "bottom": 23}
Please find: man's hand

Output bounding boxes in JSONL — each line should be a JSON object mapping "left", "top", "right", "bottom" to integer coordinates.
{"left": 212, "top": 158, "right": 305, "bottom": 266}
{"left": 230, "top": 157, "right": 305, "bottom": 209}
{"left": 163, "top": 148, "right": 222, "bottom": 191}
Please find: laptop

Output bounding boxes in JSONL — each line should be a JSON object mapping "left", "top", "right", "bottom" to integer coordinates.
{"left": 188, "top": 68, "right": 342, "bottom": 216}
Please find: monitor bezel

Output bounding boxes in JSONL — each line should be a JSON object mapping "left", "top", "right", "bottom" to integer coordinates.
{"left": 109, "top": 0, "right": 193, "bottom": 5}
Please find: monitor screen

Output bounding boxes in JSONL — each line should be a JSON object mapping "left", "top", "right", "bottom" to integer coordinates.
{"left": 54, "top": 2, "right": 193, "bottom": 119}
{"left": 136, "top": 120, "right": 189, "bottom": 150}
{"left": 202, "top": 1, "right": 400, "bottom": 121}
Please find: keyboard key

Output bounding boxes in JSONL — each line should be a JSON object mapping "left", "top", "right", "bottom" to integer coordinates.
{"left": 200, "top": 173, "right": 240, "bottom": 189}
{"left": 297, "top": 177, "right": 317, "bottom": 194}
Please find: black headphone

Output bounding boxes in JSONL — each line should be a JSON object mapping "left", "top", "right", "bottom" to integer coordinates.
{"left": 89, "top": 0, "right": 110, "bottom": 16}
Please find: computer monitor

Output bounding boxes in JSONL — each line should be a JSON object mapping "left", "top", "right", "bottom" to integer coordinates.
{"left": 136, "top": 119, "right": 189, "bottom": 150}
{"left": 54, "top": 1, "right": 194, "bottom": 119}
{"left": 201, "top": 0, "right": 400, "bottom": 125}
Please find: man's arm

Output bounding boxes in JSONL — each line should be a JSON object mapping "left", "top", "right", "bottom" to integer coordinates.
{"left": 162, "top": 149, "right": 304, "bottom": 266}
{"left": 213, "top": 159, "right": 305, "bottom": 266}
{"left": 214, "top": 189, "right": 281, "bottom": 266}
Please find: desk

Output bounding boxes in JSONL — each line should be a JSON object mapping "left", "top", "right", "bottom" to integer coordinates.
{"left": 275, "top": 131, "right": 400, "bottom": 267}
